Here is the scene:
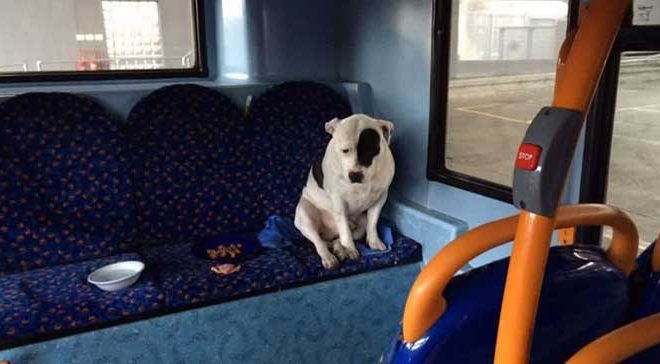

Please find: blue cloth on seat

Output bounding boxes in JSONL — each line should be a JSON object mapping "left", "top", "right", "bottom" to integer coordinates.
{"left": 247, "top": 82, "right": 352, "bottom": 218}
{"left": 257, "top": 215, "right": 305, "bottom": 248}
{"left": 0, "top": 93, "right": 136, "bottom": 274}
{"left": 0, "top": 253, "right": 164, "bottom": 345}
{"left": 257, "top": 215, "right": 395, "bottom": 256}
{"left": 126, "top": 84, "right": 261, "bottom": 245}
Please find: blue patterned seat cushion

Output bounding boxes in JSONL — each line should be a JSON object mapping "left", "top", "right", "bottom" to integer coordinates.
{"left": 139, "top": 236, "right": 420, "bottom": 310}
{"left": 0, "top": 253, "right": 164, "bottom": 346}
{"left": 0, "top": 93, "right": 136, "bottom": 274}
{"left": 247, "top": 82, "right": 352, "bottom": 217}
{"left": 127, "top": 84, "right": 260, "bottom": 245}
{"left": 140, "top": 242, "right": 309, "bottom": 308}
{"left": 288, "top": 234, "right": 422, "bottom": 279}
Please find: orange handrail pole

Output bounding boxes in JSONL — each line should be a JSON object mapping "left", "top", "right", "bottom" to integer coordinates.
{"left": 494, "top": 212, "right": 554, "bottom": 364}
{"left": 559, "top": 204, "right": 638, "bottom": 275}
{"left": 653, "top": 233, "right": 660, "bottom": 272}
{"left": 401, "top": 204, "right": 638, "bottom": 343}
{"left": 553, "top": 0, "right": 631, "bottom": 113}
{"left": 494, "top": 1, "right": 631, "bottom": 363}
{"left": 567, "top": 312, "right": 660, "bottom": 364}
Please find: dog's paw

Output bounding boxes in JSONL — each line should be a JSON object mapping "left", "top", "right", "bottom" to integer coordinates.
{"left": 320, "top": 252, "right": 339, "bottom": 269}
{"left": 368, "top": 238, "right": 387, "bottom": 251}
{"left": 345, "top": 247, "right": 360, "bottom": 260}
{"left": 331, "top": 242, "right": 349, "bottom": 261}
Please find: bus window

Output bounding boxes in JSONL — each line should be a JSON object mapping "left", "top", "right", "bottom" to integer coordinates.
{"left": 0, "top": 0, "right": 202, "bottom": 79}
{"left": 606, "top": 51, "right": 660, "bottom": 250}
{"left": 431, "top": 0, "right": 571, "bottom": 200}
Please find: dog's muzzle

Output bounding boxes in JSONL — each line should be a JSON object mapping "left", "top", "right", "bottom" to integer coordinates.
{"left": 349, "top": 171, "right": 364, "bottom": 184}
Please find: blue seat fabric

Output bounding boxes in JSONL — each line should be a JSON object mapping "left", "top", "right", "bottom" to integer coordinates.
{"left": 140, "top": 242, "right": 309, "bottom": 308}
{"left": 126, "top": 84, "right": 260, "bottom": 244}
{"left": 289, "top": 234, "right": 422, "bottom": 280}
{"left": 247, "top": 82, "right": 352, "bottom": 217}
{"left": 0, "top": 253, "right": 164, "bottom": 345}
{"left": 0, "top": 84, "right": 422, "bottom": 349}
{"left": 0, "top": 93, "right": 136, "bottom": 275}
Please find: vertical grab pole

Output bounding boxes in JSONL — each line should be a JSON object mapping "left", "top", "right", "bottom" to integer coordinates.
{"left": 495, "top": 212, "right": 555, "bottom": 363}
{"left": 494, "top": 1, "right": 631, "bottom": 363}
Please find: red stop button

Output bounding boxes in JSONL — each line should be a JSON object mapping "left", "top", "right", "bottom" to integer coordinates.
{"left": 515, "top": 143, "right": 542, "bottom": 171}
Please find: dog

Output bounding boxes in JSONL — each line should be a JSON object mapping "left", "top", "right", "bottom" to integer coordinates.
{"left": 294, "top": 114, "right": 395, "bottom": 269}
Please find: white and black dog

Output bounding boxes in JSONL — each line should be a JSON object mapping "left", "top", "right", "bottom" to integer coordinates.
{"left": 294, "top": 114, "right": 395, "bottom": 269}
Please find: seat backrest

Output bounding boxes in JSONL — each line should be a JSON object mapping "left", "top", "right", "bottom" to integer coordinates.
{"left": 630, "top": 241, "right": 660, "bottom": 318}
{"left": 246, "top": 82, "right": 352, "bottom": 217}
{"left": 383, "top": 246, "right": 629, "bottom": 364}
{"left": 0, "top": 93, "right": 135, "bottom": 274}
{"left": 626, "top": 241, "right": 660, "bottom": 362}
{"left": 126, "top": 84, "right": 259, "bottom": 245}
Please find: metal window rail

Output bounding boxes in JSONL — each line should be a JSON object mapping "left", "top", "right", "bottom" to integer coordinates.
{"left": 0, "top": 63, "right": 28, "bottom": 72}
{"left": 34, "top": 52, "right": 194, "bottom": 71}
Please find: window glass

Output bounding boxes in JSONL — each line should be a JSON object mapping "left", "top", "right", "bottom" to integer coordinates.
{"left": 0, "top": 0, "right": 198, "bottom": 75}
{"left": 606, "top": 52, "right": 660, "bottom": 251}
{"left": 444, "top": 0, "right": 569, "bottom": 187}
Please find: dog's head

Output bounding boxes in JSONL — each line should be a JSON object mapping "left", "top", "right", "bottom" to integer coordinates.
{"left": 325, "top": 114, "right": 394, "bottom": 184}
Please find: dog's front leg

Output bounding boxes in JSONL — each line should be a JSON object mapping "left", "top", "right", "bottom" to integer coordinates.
{"left": 331, "top": 197, "right": 360, "bottom": 260}
{"left": 366, "top": 193, "right": 388, "bottom": 250}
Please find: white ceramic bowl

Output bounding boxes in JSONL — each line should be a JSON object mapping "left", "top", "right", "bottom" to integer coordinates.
{"left": 87, "top": 261, "right": 145, "bottom": 292}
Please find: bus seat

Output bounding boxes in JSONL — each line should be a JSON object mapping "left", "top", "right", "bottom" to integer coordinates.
{"left": 247, "top": 81, "right": 352, "bottom": 217}
{"left": 626, "top": 241, "right": 660, "bottom": 363}
{"left": 126, "top": 84, "right": 261, "bottom": 244}
{"left": 0, "top": 252, "right": 165, "bottom": 344}
{"left": 382, "top": 245, "right": 628, "bottom": 364}
{"left": 0, "top": 92, "right": 136, "bottom": 274}
{"left": 0, "top": 83, "right": 423, "bottom": 350}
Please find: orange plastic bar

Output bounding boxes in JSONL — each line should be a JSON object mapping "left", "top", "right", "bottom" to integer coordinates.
{"left": 552, "top": 0, "right": 631, "bottom": 112}
{"left": 494, "top": 1, "right": 631, "bottom": 362}
{"left": 494, "top": 212, "right": 555, "bottom": 364}
{"left": 558, "top": 204, "right": 638, "bottom": 275}
{"left": 401, "top": 214, "right": 518, "bottom": 343}
{"left": 654, "top": 242, "right": 660, "bottom": 272}
{"left": 567, "top": 312, "right": 660, "bottom": 364}
{"left": 401, "top": 204, "right": 638, "bottom": 343}
{"left": 553, "top": 30, "right": 576, "bottom": 90}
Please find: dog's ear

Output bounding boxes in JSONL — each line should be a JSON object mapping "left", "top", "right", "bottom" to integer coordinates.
{"left": 379, "top": 119, "right": 394, "bottom": 144}
{"left": 325, "top": 117, "right": 340, "bottom": 135}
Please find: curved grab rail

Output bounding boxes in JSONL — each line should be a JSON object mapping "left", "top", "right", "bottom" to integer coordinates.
{"left": 401, "top": 204, "right": 638, "bottom": 343}
{"left": 567, "top": 312, "right": 660, "bottom": 364}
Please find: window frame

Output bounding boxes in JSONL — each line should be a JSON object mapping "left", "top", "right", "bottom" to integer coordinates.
{"left": 427, "top": 0, "right": 580, "bottom": 203}
{"left": 576, "top": 17, "right": 660, "bottom": 244}
{"left": 0, "top": 0, "right": 208, "bottom": 83}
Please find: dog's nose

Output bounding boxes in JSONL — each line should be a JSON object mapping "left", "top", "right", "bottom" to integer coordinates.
{"left": 349, "top": 171, "right": 364, "bottom": 184}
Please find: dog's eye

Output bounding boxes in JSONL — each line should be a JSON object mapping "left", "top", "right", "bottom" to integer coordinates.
{"left": 341, "top": 149, "right": 350, "bottom": 154}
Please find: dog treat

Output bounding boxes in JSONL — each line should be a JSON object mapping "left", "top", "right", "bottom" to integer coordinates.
{"left": 206, "top": 243, "right": 242, "bottom": 259}
{"left": 211, "top": 263, "right": 241, "bottom": 276}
